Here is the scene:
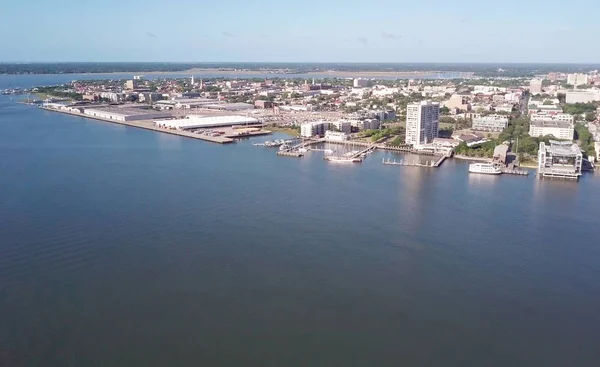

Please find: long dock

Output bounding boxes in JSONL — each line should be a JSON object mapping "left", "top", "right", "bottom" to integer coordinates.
{"left": 382, "top": 151, "right": 450, "bottom": 168}
{"left": 502, "top": 169, "right": 529, "bottom": 176}
{"left": 382, "top": 158, "right": 439, "bottom": 167}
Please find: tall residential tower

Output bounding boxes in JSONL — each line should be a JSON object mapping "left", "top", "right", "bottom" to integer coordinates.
{"left": 405, "top": 101, "right": 440, "bottom": 146}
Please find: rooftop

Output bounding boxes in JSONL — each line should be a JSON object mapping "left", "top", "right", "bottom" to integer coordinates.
{"left": 530, "top": 120, "right": 572, "bottom": 129}
{"left": 541, "top": 140, "right": 581, "bottom": 156}
{"left": 84, "top": 106, "right": 169, "bottom": 116}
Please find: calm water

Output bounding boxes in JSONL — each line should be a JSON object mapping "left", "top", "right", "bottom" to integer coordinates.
{"left": 1, "top": 95, "right": 600, "bottom": 366}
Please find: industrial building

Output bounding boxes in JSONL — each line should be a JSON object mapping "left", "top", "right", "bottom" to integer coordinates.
{"left": 154, "top": 115, "right": 259, "bottom": 130}
{"left": 83, "top": 107, "right": 172, "bottom": 122}
{"left": 300, "top": 121, "right": 328, "bottom": 137}
{"left": 405, "top": 100, "right": 440, "bottom": 146}
{"left": 538, "top": 140, "right": 583, "bottom": 179}
{"left": 202, "top": 103, "right": 254, "bottom": 111}
{"left": 471, "top": 114, "right": 509, "bottom": 132}
{"left": 154, "top": 98, "right": 222, "bottom": 109}
{"left": 529, "top": 120, "right": 574, "bottom": 140}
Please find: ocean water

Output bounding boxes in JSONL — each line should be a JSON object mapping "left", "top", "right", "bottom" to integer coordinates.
{"left": 1, "top": 95, "right": 600, "bottom": 366}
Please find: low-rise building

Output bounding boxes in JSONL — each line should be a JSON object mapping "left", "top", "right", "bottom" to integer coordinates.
{"left": 472, "top": 114, "right": 509, "bottom": 132}
{"left": 528, "top": 104, "right": 563, "bottom": 115}
{"left": 325, "top": 130, "right": 349, "bottom": 142}
{"left": 529, "top": 120, "right": 574, "bottom": 140}
{"left": 530, "top": 113, "right": 574, "bottom": 124}
{"left": 444, "top": 94, "right": 471, "bottom": 112}
{"left": 495, "top": 104, "right": 514, "bottom": 113}
{"left": 254, "top": 100, "right": 273, "bottom": 109}
{"left": 154, "top": 115, "right": 259, "bottom": 130}
{"left": 493, "top": 144, "right": 509, "bottom": 164}
{"left": 565, "top": 91, "right": 600, "bottom": 104}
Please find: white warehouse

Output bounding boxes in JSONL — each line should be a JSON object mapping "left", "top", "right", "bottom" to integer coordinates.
{"left": 154, "top": 115, "right": 259, "bottom": 130}
{"left": 83, "top": 107, "right": 172, "bottom": 122}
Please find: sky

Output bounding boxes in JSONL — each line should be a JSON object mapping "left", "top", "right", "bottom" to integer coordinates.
{"left": 1, "top": 0, "right": 599, "bottom": 63}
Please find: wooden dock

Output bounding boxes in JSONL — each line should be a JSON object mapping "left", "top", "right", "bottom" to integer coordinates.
{"left": 277, "top": 151, "right": 304, "bottom": 157}
{"left": 502, "top": 169, "right": 529, "bottom": 176}
{"left": 382, "top": 152, "right": 449, "bottom": 168}
{"left": 382, "top": 158, "right": 438, "bottom": 167}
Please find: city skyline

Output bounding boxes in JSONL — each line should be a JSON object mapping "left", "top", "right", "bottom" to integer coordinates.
{"left": 3, "top": 0, "right": 600, "bottom": 63}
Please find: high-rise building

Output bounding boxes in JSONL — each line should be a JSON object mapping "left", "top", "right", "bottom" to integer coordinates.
{"left": 405, "top": 101, "right": 440, "bottom": 146}
{"left": 124, "top": 80, "right": 139, "bottom": 90}
{"left": 567, "top": 73, "right": 589, "bottom": 86}
{"left": 529, "top": 79, "right": 543, "bottom": 95}
{"left": 353, "top": 78, "right": 368, "bottom": 88}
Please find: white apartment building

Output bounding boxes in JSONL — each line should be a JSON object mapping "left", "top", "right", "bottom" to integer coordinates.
{"left": 530, "top": 113, "right": 574, "bottom": 124}
{"left": 353, "top": 78, "right": 368, "bottom": 87}
{"left": 354, "top": 119, "right": 380, "bottom": 130}
{"left": 529, "top": 79, "right": 543, "bottom": 95}
{"left": 300, "top": 121, "right": 328, "bottom": 137}
{"left": 529, "top": 120, "right": 574, "bottom": 140}
{"left": 405, "top": 100, "right": 440, "bottom": 146}
{"left": 330, "top": 120, "right": 352, "bottom": 134}
{"left": 567, "top": 73, "right": 589, "bottom": 86}
{"left": 324, "top": 130, "right": 349, "bottom": 142}
{"left": 495, "top": 104, "right": 514, "bottom": 113}
{"left": 472, "top": 114, "right": 509, "bottom": 132}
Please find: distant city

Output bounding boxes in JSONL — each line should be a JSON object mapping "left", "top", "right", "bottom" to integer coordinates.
{"left": 4, "top": 65, "right": 600, "bottom": 180}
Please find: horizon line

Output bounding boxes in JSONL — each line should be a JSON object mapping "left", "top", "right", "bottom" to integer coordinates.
{"left": 2, "top": 61, "right": 600, "bottom": 65}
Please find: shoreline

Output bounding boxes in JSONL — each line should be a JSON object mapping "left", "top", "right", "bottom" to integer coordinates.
{"left": 453, "top": 155, "right": 492, "bottom": 162}
{"left": 39, "top": 107, "right": 272, "bottom": 144}
{"left": 0, "top": 69, "right": 474, "bottom": 78}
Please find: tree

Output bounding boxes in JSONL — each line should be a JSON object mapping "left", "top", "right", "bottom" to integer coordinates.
{"left": 440, "top": 106, "right": 450, "bottom": 115}
{"left": 585, "top": 111, "right": 596, "bottom": 122}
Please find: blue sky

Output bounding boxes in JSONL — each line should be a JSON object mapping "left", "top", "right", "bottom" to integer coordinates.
{"left": 2, "top": 0, "right": 598, "bottom": 63}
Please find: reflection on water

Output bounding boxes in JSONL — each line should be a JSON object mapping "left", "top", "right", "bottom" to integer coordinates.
{"left": 467, "top": 172, "right": 502, "bottom": 186}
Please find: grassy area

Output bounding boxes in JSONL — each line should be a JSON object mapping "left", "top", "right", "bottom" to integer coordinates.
{"left": 266, "top": 124, "right": 300, "bottom": 137}
{"left": 34, "top": 93, "right": 50, "bottom": 100}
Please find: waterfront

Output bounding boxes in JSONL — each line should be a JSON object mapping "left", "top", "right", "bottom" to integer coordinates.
{"left": 1, "top": 95, "right": 600, "bottom": 366}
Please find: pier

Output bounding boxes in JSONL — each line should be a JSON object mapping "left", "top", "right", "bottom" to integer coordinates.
{"left": 501, "top": 169, "right": 530, "bottom": 176}
{"left": 382, "top": 157, "right": 438, "bottom": 167}
{"left": 277, "top": 151, "right": 304, "bottom": 157}
{"left": 382, "top": 151, "right": 450, "bottom": 168}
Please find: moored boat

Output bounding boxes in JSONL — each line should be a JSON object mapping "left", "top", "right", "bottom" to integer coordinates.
{"left": 469, "top": 162, "right": 502, "bottom": 175}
